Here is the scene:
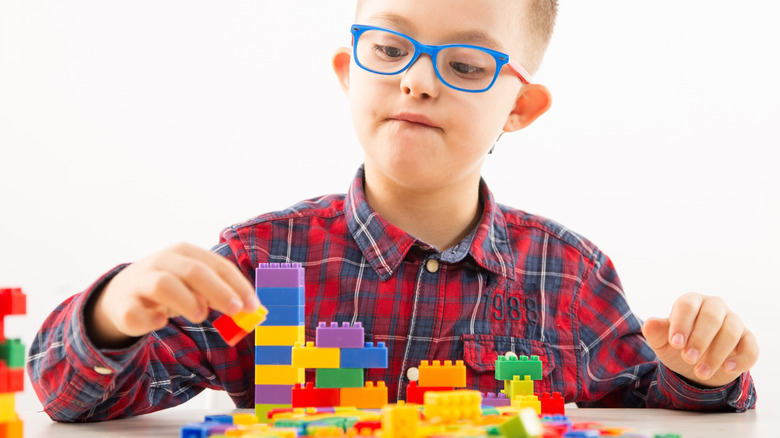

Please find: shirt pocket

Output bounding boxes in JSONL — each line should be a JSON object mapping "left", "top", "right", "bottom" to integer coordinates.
{"left": 461, "top": 333, "right": 556, "bottom": 395}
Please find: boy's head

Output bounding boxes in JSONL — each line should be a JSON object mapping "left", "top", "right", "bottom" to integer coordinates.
{"left": 333, "top": 0, "right": 555, "bottom": 194}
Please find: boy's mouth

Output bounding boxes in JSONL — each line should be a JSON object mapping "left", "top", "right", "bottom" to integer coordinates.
{"left": 389, "top": 112, "right": 440, "bottom": 129}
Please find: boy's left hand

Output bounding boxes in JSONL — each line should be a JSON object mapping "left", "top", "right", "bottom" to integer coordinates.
{"left": 642, "top": 292, "right": 758, "bottom": 388}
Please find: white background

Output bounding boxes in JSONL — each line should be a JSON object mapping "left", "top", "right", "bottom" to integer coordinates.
{"left": 1, "top": 1, "right": 778, "bottom": 413}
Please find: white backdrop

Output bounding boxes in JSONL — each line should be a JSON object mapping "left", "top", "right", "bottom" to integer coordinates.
{"left": 1, "top": 1, "right": 778, "bottom": 413}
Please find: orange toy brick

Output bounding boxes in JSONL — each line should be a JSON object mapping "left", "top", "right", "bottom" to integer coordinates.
{"left": 417, "top": 360, "right": 466, "bottom": 388}
{"left": 340, "top": 381, "right": 388, "bottom": 409}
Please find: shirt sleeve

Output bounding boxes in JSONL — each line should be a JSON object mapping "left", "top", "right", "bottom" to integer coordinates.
{"left": 573, "top": 251, "right": 756, "bottom": 412}
{"left": 26, "top": 260, "right": 257, "bottom": 422}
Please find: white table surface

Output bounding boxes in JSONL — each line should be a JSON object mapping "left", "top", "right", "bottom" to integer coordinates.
{"left": 18, "top": 407, "right": 776, "bottom": 438}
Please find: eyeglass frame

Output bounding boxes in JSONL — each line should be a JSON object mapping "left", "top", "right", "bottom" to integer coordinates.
{"left": 350, "top": 24, "right": 531, "bottom": 93}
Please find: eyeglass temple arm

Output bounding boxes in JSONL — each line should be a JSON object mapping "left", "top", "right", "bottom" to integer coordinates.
{"left": 508, "top": 59, "right": 531, "bottom": 84}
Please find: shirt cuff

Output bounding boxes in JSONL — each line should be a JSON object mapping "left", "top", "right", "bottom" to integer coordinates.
{"left": 656, "top": 362, "right": 754, "bottom": 412}
{"left": 65, "top": 264, "right": 148, "bottom": 383}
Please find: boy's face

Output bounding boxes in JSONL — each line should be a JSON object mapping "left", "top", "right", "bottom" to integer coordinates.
{"left": 336, "top": 0, "right": 549, "bottom": 193}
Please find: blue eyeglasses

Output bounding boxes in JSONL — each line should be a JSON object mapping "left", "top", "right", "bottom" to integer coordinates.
{"left": 350, "top": 24, "right": 531, "bottom": 93}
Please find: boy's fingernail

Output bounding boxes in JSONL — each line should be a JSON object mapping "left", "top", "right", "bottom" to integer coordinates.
{"left": 725, "top": 361, "right": 737, "bottom": 372}
{"left": 684, "top": 348, "right": 699, "bottom": 363}
{"left": 246, "top": 296, "right": 261, "bottom": 312}
{"left": 671, "top": 333, "right": 685, "bottom": 348}
{"left": 696, "top": 363, "right": 712, "bottom": 379}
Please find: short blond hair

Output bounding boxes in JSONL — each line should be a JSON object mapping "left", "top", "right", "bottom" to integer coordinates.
{"left": 518, "top": 0, "right": 559, "bottom": 76}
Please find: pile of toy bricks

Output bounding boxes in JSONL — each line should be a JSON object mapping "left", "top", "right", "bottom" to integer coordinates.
{"left": 479, "top": 353, "right": 565, "bottom": 416}
{"left": 0, "top": 288, "right": 25, "bottom": 438}
{"left": 289, "top": 321, "right": 388, "bottom": 410}
{"left": 248, "top": 263, "right": 307, "bottom": 421}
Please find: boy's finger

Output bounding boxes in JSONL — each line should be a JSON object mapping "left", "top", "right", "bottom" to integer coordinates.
{"left": 666, "top": 293, "right": 703, "bottom": 349}
{"left": 170, "top": 243, "right": 259, "bottom": 313}
{"left": 143, "top": 270, "right": 209, "bottom": 322}
{"left": 726, "top": 330, "right": 760, "bottom": 374}
{"left": 682, "top": 297, "right": 727, "bottom": 365}
{"left": 641, "top": 317, "right": 670, "bottom": 350}
{"left": 122, "top": 303, "right": 169, "bottom": 337}
{"left": 693, "top": 313, "right": 743, "bottom": 380}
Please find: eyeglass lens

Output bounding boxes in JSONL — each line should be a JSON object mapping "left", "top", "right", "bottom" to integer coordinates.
{"left": 355, "top": 29, "right": 499, "bottom": 91}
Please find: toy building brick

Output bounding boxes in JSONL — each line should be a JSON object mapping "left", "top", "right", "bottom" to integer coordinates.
{"left": 253, "top": 263, "right": 306, "bottom": 422}
{"left": 417, "top": 360, "right": 466, "bottom": 388}
{"left": 0, "top": 287, "right": 26, "bottom": 438}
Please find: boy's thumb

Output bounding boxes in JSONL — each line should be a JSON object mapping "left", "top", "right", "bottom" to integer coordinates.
{"left": 641, "top": 317, "right": 671, "bottom": 350}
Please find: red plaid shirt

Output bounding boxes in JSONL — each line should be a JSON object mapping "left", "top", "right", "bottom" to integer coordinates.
{"left": 27, "top": 167, "right": 755, "bottom": 422}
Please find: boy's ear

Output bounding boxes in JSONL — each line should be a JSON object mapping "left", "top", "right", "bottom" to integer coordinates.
{"left": 332, "top": 47, "right": 352, "bottom": 94}
{"left": 503, "top": 84, "right": 552, "bottom": 132}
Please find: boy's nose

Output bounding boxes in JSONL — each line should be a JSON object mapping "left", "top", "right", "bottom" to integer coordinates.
{"left": 400, "top": 54, "right": 440, "bottom": 99}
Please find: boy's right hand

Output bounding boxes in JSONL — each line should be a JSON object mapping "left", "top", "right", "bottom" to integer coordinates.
{"left": 86, "top": 243, "right": 262, "bottom": 348}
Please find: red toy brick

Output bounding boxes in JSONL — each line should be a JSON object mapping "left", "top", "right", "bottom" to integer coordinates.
{"left": 0, "top": 288, "right": 26, "bottom": 316}
{"left": 405, "top": 381, "right": 454, "bottom": 404}
{"left": 539, "top": 392, "right": 565, "bottom": 416}
{"left": 213, "top": 314, "right": 249, "bottom": 346}
{"left": 292, "top": 382, "right": 340, "bottom": 408}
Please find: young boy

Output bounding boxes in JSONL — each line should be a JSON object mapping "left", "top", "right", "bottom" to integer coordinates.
{"left": 27, "top": 0, "right": 757, "bottom": 422}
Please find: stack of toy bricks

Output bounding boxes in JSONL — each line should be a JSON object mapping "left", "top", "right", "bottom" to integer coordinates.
{"left": 290, "top": 322, "right": 388, "bottom": 409}
{"left": 406, "top": 360, "right": 467, "bottom": 403}
{"left": 253, "top": 263, "right": 306, "bottom": 422}
{"left": 492, "top": 353, "right": 565, "bottom": 415}
{"left": 0, "top": 288, "right": 26, "bottom": 438}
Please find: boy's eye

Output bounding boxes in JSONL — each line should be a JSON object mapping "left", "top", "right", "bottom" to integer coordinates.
{"left": 449, "top": 61, "right": 487, "bottom": 76}
{"left": 373, "top": 44, "right": 408, "bottom": 60}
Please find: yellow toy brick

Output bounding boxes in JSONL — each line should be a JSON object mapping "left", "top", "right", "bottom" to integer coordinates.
{"left": 232, "top": 412, "right": 259, "bottom": 425}
{"left": 0, "top": 393, "right": 15, "bottom": 422}
{"left": 291, "top": 342, "right": 340, "bottom": 368}
{"left": 232, "top": 306, "right": 269, "bottom": 332}
{"left": 339, "top": 381, "right": 388, "bottom": 409}
{"left": 417, "top": 360, "right": 466, "bottom": 387}
{"left": 381, "top": 401, "right": 419, "bottom": 438}
{"left": 0, "top": 413, "right": 23, "bottom": 438}
{"left": 255, "top": 364, "right": 305, "bottom": 385}
{"left": 255, "top": 325, "right": 305, "bottom": 346}
{"left": 502, "top": 375, "right": 534, "bottom": 400}
{"left": 511, "top": 395, "right": 541, "bottom": 415}
{"left": 423, "top": 390, "right": 481, "bottom": 423}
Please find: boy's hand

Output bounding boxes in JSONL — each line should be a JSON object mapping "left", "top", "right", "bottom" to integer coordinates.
{"left": 87, "top": 243, "right": 262, "bottom": 348}
{"left": 642, "top": 292, "right": 758, "bottom": 388}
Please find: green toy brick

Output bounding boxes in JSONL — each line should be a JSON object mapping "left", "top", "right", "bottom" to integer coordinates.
{"left": 497, "top": 408, "right": 543, "bottom": 438}
{"left": 0, "top": 339, "right": 25, "bottom": 368}
{"left": 495, "top": 355, "right": 542, "bottom": 381}
{"left": 315, "top": 368, "right": 364, "bottom": 388}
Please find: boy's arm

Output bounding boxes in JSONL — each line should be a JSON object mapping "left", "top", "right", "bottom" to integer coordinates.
{"left": 26, "top": 242, "right": 259, "bottom": 422}
{"left": 574, "top": 253, "right": 756, "bottom": 411}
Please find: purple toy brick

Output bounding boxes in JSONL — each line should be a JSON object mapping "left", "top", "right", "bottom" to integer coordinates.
{"left": 256, "top": 263, "right": 305, "bottom": 288}
{"left": 315, "top": 322, "right": 365, "bottom": 348}
{"left": 255, "top": 384, "right": 294, "bottom": 404}
{"left": 481, "top": 392, "right": 511, "bottom": 407}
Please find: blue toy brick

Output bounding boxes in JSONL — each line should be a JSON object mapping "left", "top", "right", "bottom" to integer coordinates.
{"left": 256, "top": 263, "right": 305, "bottom": 288}
{"left": 260, "top": 305, "right": 305, "bottom": 326}
{"left": 339, "top": 342, "right": 388, "bottom": 369}
{"left": 181, "top": 422, "right": 231, "bottom": 438}
{"left": 562, "top": 431, "right": 600, "bottom": 438}
{"left": 257, "top": 286, "right": 305, "bottom": 306}
{"left": 495, "top": 355, "right": 543, "bottom": 380}
{"left": 256, "top": 345, "right": 293, "bottom": 365}
{"left": 256, "top": 384, "right": 294, "bottom": 404}
{"left": 204, "top": 415, "right": 233, "bottom": 424}
{"left": 315, "top": 322, "right": 364, "bottom": 348}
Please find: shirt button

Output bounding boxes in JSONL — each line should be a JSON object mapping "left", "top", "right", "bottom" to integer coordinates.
{"left": 406, "top": 367, "right": 419, "bottom": 382}
{"left": 94, "top": 366, "right": 113, "bottom": 375}
{"left": 425, "top": 259, "right": 439, "bottom": 273}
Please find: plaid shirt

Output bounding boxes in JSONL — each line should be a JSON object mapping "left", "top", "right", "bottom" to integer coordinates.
{"left": 27, "top": 167, "right": 755, "bottom": 422}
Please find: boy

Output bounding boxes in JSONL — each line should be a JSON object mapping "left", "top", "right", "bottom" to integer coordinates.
{"left": 27, "top": 0, "right": 757, "bottom": 422}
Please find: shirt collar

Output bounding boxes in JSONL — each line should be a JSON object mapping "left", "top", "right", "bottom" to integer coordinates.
{"left": 345, "top": 166, "right": 516, "bottom": 281}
